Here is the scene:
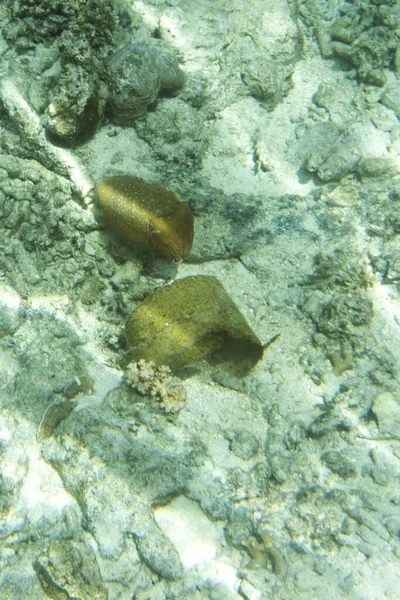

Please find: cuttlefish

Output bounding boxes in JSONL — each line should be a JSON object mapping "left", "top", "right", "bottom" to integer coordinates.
{"left": 97, "top": 176, "right": 194, "bottom": 262}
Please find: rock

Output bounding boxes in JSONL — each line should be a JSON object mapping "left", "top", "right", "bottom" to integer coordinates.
{"left": 372, "top": 392, "right": 400, "bottom": 437}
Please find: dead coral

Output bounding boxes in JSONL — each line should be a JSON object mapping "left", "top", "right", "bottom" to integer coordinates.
{"left": 329, "top": 345, "right": 354, "bottom": 376}
{"left": 124, "top": 359, "right": 186, "bottom": 413}
{"left": 244, "top": 531, "right": 286, "bottom": 577}
{"left": 307, "top": 248, "right": 373, "bottom": 292}
{"left": 318, "top": 291, "right": 374, "bottom": 339}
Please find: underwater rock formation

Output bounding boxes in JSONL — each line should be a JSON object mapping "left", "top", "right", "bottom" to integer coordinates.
{"left": 45, "top": 65, "right": 108, "bottom": 145}
{"left": 97, "top": 175, "right": 194, "bottom": 262}
{"left": 107, "top": 44, "right": 162, "bottom": 125}
{"left": 328, "top": 0, "right": 400, "bottom": 86}
{"left": 6, "top": 0, "right": 126, "bottom": 145}
{"left": 106, "top": 42, "right": 185, "bottom": 125}
{"left": 5, "top": 2, "right": 185, "bottom": 144}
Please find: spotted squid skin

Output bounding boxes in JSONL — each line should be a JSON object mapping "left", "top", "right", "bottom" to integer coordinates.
{"left": 97, "top": 176, "right": 194, "bottom": 262}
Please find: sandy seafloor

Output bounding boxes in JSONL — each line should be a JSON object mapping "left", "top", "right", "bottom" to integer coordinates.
{"left": 1, "top": 1, "right": 400, "bottom": 598}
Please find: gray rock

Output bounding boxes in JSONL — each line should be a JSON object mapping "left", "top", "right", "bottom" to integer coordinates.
{"left": 317, "top": 144, "right": 360, "bottom": 182}
{"left": 45, "top": 65, "right": 107, "bottom": 145}
{"left": 134, "top": 523, "right": 183, "bottom": 580}
{"left": 107, "top": 42, "right": 184, "bottom": 125}
{"left": 321, "top": 450, "right": 357, "bottom": 479}
{"left": 372, "top": 392, "right": 400, "bottom": 437}
{"left": 226, "top": 428, "right": 259, "bottom": 460}
{"left": 381, "top": 82, "right": 400, "bottom": 119}
{"left": 241, "top": 56, "right": 281, "bottom": 107}
{"left": 107, "top": 44, "right": 162, "bottom": 124}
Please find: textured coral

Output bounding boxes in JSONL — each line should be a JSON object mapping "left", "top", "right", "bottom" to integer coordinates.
{"left": 45, "top": 64, "right": 107, "bottom": 145}
{"left": 6, "top": 0, "right": 120, "bottom": 47}
{"left": 329, "top": 0, "right": 400, "bottom": 85}
{"left": 5, "top": 0, "right": 126, "bottom": 144}
{"left": 124, "top": 359, "right": 186, "bottom": 413}
{"left": 4, "top": 2, "right": 186, "bottom": 144}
